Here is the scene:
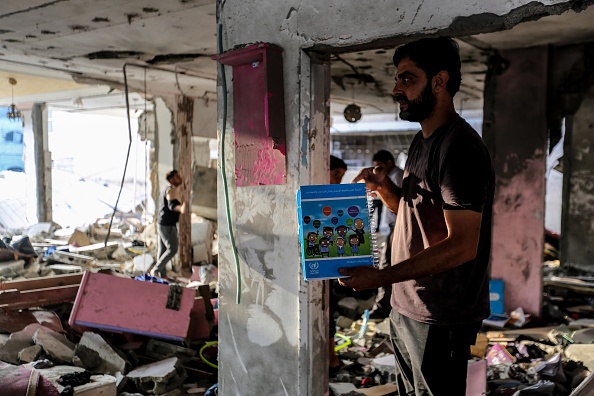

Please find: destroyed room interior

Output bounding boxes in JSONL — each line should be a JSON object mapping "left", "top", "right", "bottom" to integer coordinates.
{"left": 1, "top": 1, "right": 594, "bottom": 395}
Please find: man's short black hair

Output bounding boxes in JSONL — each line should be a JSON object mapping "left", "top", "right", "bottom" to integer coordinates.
{"left": 393, "top": 37, "right": 462, "bottom": 97}
{"left": 330, "top": 155, "right": 347, "bottom": 171}
{"left": 166, "top": 169, "right": 178, "bottom": 182}
{"left": 372, "top": 150, "right": 395, "bottom": 164}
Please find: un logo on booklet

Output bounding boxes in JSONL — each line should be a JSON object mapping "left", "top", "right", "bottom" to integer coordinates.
{"left": 309, "top": 262, "right": 319, "bottom": 270}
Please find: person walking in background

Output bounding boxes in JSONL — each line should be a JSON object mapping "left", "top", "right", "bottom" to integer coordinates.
{"left": 369, "top": 149, "right": 403, "bottom": 319}
{"left": 339, "top": 37, "right": 495, "bottom": 395}
{"left": 151, "top": 169, "right": 186, "bottom": 279}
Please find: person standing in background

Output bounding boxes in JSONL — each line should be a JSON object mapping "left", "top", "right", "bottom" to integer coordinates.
{"left": 151, "top": 169, "right": 186, "bottom": 279}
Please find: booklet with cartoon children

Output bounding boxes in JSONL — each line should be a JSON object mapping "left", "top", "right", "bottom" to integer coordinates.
{"left": 297, "top": 183, "right": 378, "bottom": 280}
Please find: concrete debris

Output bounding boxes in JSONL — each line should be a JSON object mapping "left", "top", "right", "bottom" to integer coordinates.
{"left": 73, "top": 331, "right": 129, "bottom": 375}
{"left": 323, "top": 255, "right": 594, "bottom": 396}
{"left": 0, "top": 259, "right": 25, "bottom": 277}
{"left": 47, "top": 263, "right": 84, "bottom": 274}
{"left": 0, "top": 215, "right": 219, "bottom": 394}
{"left": 0, "top": 323, "right": 48, "bottom": 364}
{"left": 34, "top": 365, "right": 117, "bottom": 395}
{"left": 67, "top": 229, "right": 91, "bottom": 247}
{"left": 329, "top": 382, "right": 359, "bottom": 395}
{"left": 126, "top": 357, "right": 187, "bottom": 395}
{"left": 145, "top": 339, "right": 197, "bottom": 364}
{"left": 17, "top": 344, "right": 43, "bottom": 363}
{"left": 33, "top": 328, "right": 76, "bottom": 364}
{"left": 51, "top": 250, "right": 95, "bottom": 266}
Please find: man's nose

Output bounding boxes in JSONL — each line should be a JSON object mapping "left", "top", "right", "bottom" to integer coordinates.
{"left": 392, "top": 83, "right": 401, "bottom": 97}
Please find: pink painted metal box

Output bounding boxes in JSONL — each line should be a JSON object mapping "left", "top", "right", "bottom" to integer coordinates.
{"left": 69, "top": 272, "right": 195, "bottom": 342}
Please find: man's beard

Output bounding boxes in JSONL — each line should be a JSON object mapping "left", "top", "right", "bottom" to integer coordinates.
{"left": 396, "top": 81, "right": 436, "bottom": 122}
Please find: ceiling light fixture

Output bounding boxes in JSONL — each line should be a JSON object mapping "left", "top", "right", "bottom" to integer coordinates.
{"left": 344, "top": 81, "right": 362, "bottom": 123}
{"left": 344, "top": 103, "right": 362, "bottom": 123}
{"left": 7, "top": 77, "right": 22, "bottom": 122}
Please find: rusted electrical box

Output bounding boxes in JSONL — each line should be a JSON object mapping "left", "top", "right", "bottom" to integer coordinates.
{"left": 214, "top": 43, "right": 287, "bottom": 186}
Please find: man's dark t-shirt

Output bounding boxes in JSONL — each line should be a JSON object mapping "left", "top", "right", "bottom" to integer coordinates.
{"left": 390, "top": 116, "right": 495, "bottom": 325}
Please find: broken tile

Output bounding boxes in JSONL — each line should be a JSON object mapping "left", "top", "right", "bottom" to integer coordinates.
{"left": 126, "top": 357, "right": 187, "bottom": 395}
{"left": 73, "top": 331, "right": 129, "bottom": 375}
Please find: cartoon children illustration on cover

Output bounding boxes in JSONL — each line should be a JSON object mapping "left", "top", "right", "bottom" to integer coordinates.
{"left": 353, "top": 218, "right": 366, "bottom": 245}
{"left": 322, "top": 226, "right": 334, "bottom": 245}
{"left": 336, "top": 225, "right": 347, "bottom": 239}
{"left": 306, "top": 231, "right": 320, "bottom": 256}
{"left": 335, "top": 237, "right": 345, "bottom": 257}
{"left": 349, "top": 234, "right": 360, "bottom": 255}
{"left": 319, "top": 237, "right": 330, "bottom": 257}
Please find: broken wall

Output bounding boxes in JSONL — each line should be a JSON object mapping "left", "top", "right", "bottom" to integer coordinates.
{"left": 217, "top": 1, "right": 584, "bottom": 395}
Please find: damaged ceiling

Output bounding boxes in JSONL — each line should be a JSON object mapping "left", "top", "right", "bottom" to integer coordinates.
{"left": 0, "top": 1, "right": 593, "bottom": 118}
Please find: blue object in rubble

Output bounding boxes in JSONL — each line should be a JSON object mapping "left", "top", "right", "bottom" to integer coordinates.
{"left": 134, "top": 274, "right": 169, "bottom": 284}
{"left": 205, "top": 383, "right": 218, "bottom": 396}
{"left": 45, "top": 245, "right": 56, "bottom": 257}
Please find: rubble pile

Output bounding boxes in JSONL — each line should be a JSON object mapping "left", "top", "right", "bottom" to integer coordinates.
{"left": 0, "top": 216, "right": 219, "bottom": 395}
{"left": 327, "top": 268, "right": 594, "bottom": 396}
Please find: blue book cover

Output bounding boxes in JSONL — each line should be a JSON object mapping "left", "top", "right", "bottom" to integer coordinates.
{"left": 297, "top": 183, "right": 376, "bottom": 280}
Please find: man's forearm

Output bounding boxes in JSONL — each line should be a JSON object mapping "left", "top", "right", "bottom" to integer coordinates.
{"left": 381, "top": 235, "right": 478, "bottom": 285}
{"left": 376, "top": 176, "right": 401, "bottom": 215}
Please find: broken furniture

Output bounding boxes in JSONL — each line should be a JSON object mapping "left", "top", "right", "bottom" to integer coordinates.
{"left": 69, "top": 271, "right": 196, "bottom": 342}
{"left": 0, "top": 273, "right": 82, "bottom": 310}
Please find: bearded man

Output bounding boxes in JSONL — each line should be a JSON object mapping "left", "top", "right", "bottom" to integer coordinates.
{"left": 339, "top": 37, "right": 495, "bottom": 396}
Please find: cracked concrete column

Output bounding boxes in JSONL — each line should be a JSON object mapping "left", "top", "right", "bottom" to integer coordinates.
{"left": 483, "top": 46, "right": 548, "bottom": 317}
{"left": 562, "top": 89, "right": 594, "bottom": 271}
{"left": 32, "top": 103, "right": 52, "bottom": 223}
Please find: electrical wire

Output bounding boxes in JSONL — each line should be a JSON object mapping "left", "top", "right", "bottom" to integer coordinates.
{"left": 199, "top": 341, "right": 219, "bottom": 369}
{"left": 104, "top": 63, "right": 134, "bottom": 246}
{"left": 217, "top": 23, "right": 241, "bottom": 304}
{"left": 143, "top": 68, "right": 149, "bottom": 258}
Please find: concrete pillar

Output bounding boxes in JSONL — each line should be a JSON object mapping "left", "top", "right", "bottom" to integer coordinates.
{"left": 216, "top": 48, "right": 330, "bottom": 395}
{"left": 32, "top": 103, "right": 52, "bottom": 223}
{"left": 483, "top": 46, "right": 548, "bottom": 317}
{"left": 562, "top": 89, "right": 594, "bottom": 271}
{"left": 191, "top": 97, "right": 218, "bottom": 220}
{"left": 176, "top": 95, "right": 194, "bottom": 269}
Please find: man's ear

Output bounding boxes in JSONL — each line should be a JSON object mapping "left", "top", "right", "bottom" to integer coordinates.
{"left": 433, "top": 70, "right": 450, "bottom": 93}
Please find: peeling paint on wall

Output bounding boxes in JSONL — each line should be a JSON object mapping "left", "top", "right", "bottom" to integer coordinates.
{"left": 247, "top": 304, "right": 283, "bottom": 346}
{"left": 492, "top": 150, "right": 545, "bottom": 315}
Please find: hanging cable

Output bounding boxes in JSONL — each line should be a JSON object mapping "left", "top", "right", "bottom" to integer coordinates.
{"left": 104, "top": 63, "right": 134, "bottom": 246}
{"left": 217, "top": 23, "right": 241, "bottom": 304}
{"left": 143, "top": 68, "right": 149, "bottom": 256}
